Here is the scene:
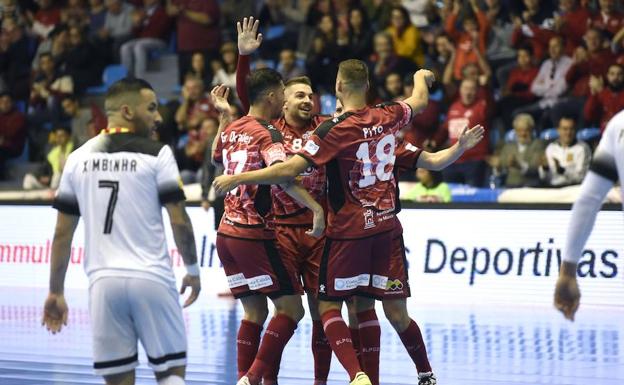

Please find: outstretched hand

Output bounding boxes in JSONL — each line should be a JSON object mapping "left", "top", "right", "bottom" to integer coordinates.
{"left": 554, "top": 264, "right": 581, "bottom": 321}
{"left": 210, "top": 84, "right": 231, "bottom": 113}
{"left": 237, "top": 16, "right": 263, "bottom": 55}
{"left": 458, "top": 124, "right": 485, "bottom": 150}
{"left": 414, "top": 69, "right": 435, "bottom": 88}
{"left": 306, "top": 208, "right": 325, "bottom": 238}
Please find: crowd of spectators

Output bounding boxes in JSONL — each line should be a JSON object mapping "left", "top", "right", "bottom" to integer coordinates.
{"left": 2, "top": 0, "right": 624, "bottom": 198}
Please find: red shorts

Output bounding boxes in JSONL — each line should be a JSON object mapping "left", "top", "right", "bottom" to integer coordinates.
{"left": 216, "top": 234, "right": 303, "bottom": 298}
{"left": 384, "top": 234, "right": 411, "bottom": 299}
{"left": 275, "top": 225, "right": 324, "bottom": 292}
{"left": 317, "top": 231, "right": 393, "bottom": 301}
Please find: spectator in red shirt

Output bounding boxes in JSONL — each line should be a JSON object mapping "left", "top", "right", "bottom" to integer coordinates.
{"left": 174, "top": 75, "right": 218, "bottom": 133}
{"left": 554, "top": 0, "right": 591, "bottom": 52}
{"left": 28, "top": 0, "right": 61, "bottom": 39}
{"left": 166, "top": 0, "right": 221, "bottom": 84}
{"left": 120, "top": 0, "right": 172, "bottom": 78}
{"left": 589, "top": 0, "right": 624, "bottom": 39}
{"left": 584, "top": 63, "right": 624, "bottom": 132}
{"left": 444, "top": 0, "right": 490, "bottom": 81}
{"left": 552, "top": 28, "right": 615, "bottom": 127}
{"left": 510, "top": 0, "right": 557, "bottom": 62}
{"left": 441, "top": 78, "right": 491, "bottom": 187}
{"left": 497, "top": 46, "right": 539, "bottom": 131}
{"left": 0, "top": 92, "right": 26, "bottom": 179}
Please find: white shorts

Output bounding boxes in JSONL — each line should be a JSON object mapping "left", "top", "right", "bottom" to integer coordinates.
{"left": 89, "top": 277, "right": 187, "bottom": 376}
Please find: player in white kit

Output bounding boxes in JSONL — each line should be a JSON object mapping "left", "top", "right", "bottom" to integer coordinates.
{"left": 42, "top": 78, "right": 201, "bottom": 385}
{"left": 555, "top": 109, "right": 624, "bottom": 321}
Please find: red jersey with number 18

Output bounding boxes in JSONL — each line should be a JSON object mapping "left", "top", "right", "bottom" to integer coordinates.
{"left": 298, "top": 101, "right": 413, "bottom": 239}
{"left": 214, "top": 116, "right": 287, "bottom": 239}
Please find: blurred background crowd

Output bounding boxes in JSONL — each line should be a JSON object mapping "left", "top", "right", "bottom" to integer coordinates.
{"left": 1, "top": 0, "right": 623, "bottom": 204}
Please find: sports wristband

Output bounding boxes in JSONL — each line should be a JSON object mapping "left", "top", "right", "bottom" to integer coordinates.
{"left": 185, "top": 263, "right": 200, "bottom": 276}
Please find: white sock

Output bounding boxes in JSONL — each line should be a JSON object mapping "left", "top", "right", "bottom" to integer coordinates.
{"left": 157, "top": 375, "right": 185, "bottom": 385}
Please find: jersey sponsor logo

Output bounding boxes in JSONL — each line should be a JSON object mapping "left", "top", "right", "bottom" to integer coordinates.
{"left": 264, "top": 143, "right": 287, "bottom": 165}
{"left": 227, "top": 273, "right": 247, "bottom": 289}
{"left": 372, "top": 274, "right": 388, "bottom": 290}
{"left": 363, "top": 209, "right": 376, "bottom": 229}
{"left": 362, "top": 125, "right": 384, "bottom": 139}
{"left": 222, "top": 131, "right": 253, "bottom": 144}
{"left": 334, "top": 274, "right": 370, "bottom": 291}
{"left": 247, "top": 274, "right": 273, "bottom": 290}
{"left": 319, "top": 284, "right": 326, "bottom": 293}
{"left": 386, "top": 279, "right": 404, "bottom": 291}
{"left": 303, "top": 140, "right": 320, "bottom": 156}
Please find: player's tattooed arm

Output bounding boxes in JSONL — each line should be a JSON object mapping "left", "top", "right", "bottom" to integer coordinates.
{"left": 43, "top": 212, "right": 79, "bottom": 334}
{"left": 281, "top": 182, "right": 325, "bottom": 238}
{"left": 213, "top": 155, "right": 311, "bottom": 194}
{"left": 48, "top": 212, "right": 80, "bottom": 294}
{"left": 416, "top": 125, "right": 485, "bottom": 170}
{"left": 166, "top": 201, "right": 201, "bottom": 307}
{"left": 166, "top": 201, "right": 198, "bottom": 266}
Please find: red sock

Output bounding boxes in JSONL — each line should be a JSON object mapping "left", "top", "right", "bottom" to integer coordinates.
{"left": 312, "top": 320, "right": 332, "bottom": 382}
{"left": 237, "top": 320, "right": 262, "bottom": 379}
{"left": 246, "top": 314, "right": 297, "bottom": 385}
{"left": 262, "top": 348, "right": 283, "bottom": 385}
{"left": 349, "top": 327, "right": 362, "bottom": 366}
{"left": 321, "top": 309, "right": 362, "bottom": 380}
{"left": 398, "top": 320, "right": 432, "bottom": 373}
{"left": 357, "top": 310, "right": 380, "bottom": 385}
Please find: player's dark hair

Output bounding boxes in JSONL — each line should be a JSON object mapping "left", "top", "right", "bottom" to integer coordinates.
{"left": 558, "top": 115, "right": 577, "bottom": 129}
{"left": 247, "top": 68, "right": 283, "bottom": 105}
{"left": 338, "top": 59, "right": 369, "bottom": 89}
{"left": 104, "top": 77, "right": 154, "bottom": 112}
{"left": 284, "top": 76, "right": 312, "bottom": 88}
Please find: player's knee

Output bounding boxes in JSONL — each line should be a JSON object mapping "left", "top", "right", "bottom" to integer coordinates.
{"left": 104, "top": 370, "right": 135, "bottom": 385}
{"left": 383, "top": 301, "right": 410, "bottom": 332}
{"left": 274, "top": 296, "right": 305, "bottom": 322}
{"left": 244, "top": 305, "right": 269, "bottom": 324}
{"left": 354, "top": 296, "right": 375, "bottom": 313}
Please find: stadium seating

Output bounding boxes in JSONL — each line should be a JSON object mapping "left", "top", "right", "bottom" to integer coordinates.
{"left": 86, "top": 65, "right": 128, "bottom": 95}
{"left": 539, "top": 128, "right": 559, "bottom": 141}
{"left": 320, "top": 94, "right": 336, "bottom": 115}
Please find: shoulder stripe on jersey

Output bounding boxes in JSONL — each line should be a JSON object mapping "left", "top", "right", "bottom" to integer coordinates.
{"left": 97, "top": 133, "right": 164, "bottom": 156}
{"left": 52, "top": 197, "right": 81, "bottom": 216}
{"left": 589, "top": 157, "right": 618, "bottom": 183}
{"left": 314, "top": 112, "right": 354, "bottom": 139}
{"left": 159, "top": 188, "right": 186, "bottom": 205}
{"left": 256, "top": 119, "right": 284, "bottom": 143}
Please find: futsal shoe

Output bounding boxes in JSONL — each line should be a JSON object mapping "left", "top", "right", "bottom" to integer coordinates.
{"left": 418, "top": 372, "right": 437, "bottom": 385}
{"left": 349, "top": 372, "right": 372, "bottom": 385}
{"left": 236, "top": 376, "right": 251, "bottom": 385}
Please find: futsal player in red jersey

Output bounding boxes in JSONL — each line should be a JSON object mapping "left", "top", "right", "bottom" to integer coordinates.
{"left": 214, "top": 59, "right": 434, "bottom": 385}
{"left": 234, "top": 17, "right": 332, "bottom": 385}
{"left": 209, "top": 74, "right": 324, "bottom": 385}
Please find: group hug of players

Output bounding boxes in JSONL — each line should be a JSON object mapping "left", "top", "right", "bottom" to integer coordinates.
{"left": 210, "top": 17, "right": 485, "bottom": 385}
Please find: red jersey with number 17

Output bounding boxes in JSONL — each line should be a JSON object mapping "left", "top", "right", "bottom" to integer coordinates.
{"left": 214, "top": 116, "right": 287, "bottom": 239}
{"left": 298, "top": 101, "right": 413, "bottom": 239}
{"left": 271, "top": 115, "right": 329, "bottom": 225}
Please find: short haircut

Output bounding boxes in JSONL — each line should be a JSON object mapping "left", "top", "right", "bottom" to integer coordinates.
{"left": 338, "top": 59, "right": 369, "bottom": 89}
{"left": 513, "top": 113, "right": 535, "bottom": 129}
{"left": 54, "top": 126, "right": 72, "bottom": 135}
{"left": 559, "top": 115, "right": 577, "bottom": 128}
{"left": 517, "top": 44, "right": 533, "bottom": 55}
{"left": 246, "top": 68, "right": 283, "bottom": 104}
{"left": 284, "top": 76, "right": 312, "bottom": 88}
{"left": 609, "top": 63, "right": 624, "bottom": 72}
{"left": 104, "top": 77, "right": 154, "bottom": 112}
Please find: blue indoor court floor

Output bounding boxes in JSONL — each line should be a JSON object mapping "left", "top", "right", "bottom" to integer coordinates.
{"left": 0, "top": 287, "right": 622, "bottom": 385}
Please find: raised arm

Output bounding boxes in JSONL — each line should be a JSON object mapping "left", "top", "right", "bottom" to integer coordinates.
{"left": 165, "top": 201, "right": 201, "bottom": 307}
{"left": 236, "top": 16, "right": 263, "bottom": 113}
{"left": 403, "top": 69, "right": 435, "bottom": 114}
{"left": 416, "top": 124, "right": 485, "bottom": 170}
{"left": 209, "top": 85, "right": 233, "bottom": 166}
{"left": 42, "top": 212, "right": 79, "bottom": 333}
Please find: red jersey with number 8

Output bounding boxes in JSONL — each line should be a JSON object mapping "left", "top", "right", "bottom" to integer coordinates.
{"left": 214, "top": 116, "right": 287, "bottom": 239}
{"left": 270, "top": 115, "right": 328, "bottom": 225}
{"left": 298, "top": 101, "right": 413, "bottom": 239}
